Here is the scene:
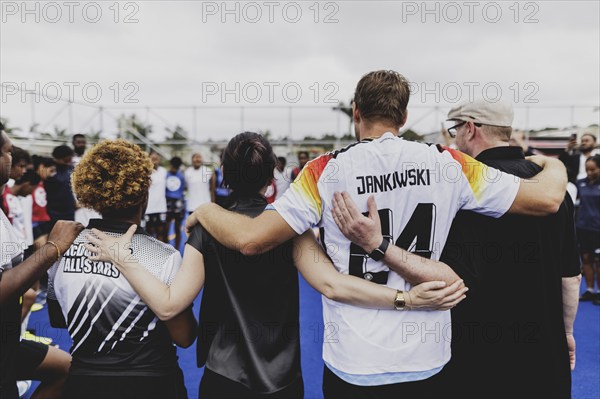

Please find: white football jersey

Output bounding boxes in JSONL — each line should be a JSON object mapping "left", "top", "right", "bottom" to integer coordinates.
{"left": 185, "top": 166, "right": 212, "bottom": 212}
{"left": 272, "top": 133, "right": 520, "bottom": 375}
{"left": 146, "top": 166, "right": 167, "bottom": 214}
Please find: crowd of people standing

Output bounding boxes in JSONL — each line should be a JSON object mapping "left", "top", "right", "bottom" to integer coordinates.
{"left": 0, "top": 69, "right": 598, "bottom": 399}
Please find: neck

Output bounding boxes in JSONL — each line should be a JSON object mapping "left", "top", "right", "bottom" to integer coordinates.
{"left": 101, "top": 209, "right": 143, "bottom": 225}
{"left": 358, "top": 123, "right": 399, "bottom": 141}
{"left": 469, "top": 139, "right": 509, "bottom": 159}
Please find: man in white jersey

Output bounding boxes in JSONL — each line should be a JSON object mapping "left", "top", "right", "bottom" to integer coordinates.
{"left": 185, "top": 153, "right": 213, "bottom": 213}
{"left": 186, "top": 70, "right": 567, "bottom": 396}
{"left": 145, "top": 151, "right": 168, "bottom": 243}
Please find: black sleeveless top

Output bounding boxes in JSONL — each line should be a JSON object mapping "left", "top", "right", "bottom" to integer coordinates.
{"left": 187, "top": 194, "right": 301, "bottom": 394}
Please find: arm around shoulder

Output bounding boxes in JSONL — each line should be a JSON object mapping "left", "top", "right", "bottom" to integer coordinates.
{"left": 508, "top": 156, "right": 567, "bottom": 216}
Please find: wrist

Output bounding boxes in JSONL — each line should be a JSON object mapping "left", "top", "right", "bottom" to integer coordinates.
{"left": 404, "top": 290, "right": 413, "bottom": 310}
{"left": 368, "top": 236, "right": 388, "bottom": 261}
{"left": 366, "top": 235, "right": 384, "bottom": 254}
{"left": 45, "top": 241, "right": 63, "bottom": 262}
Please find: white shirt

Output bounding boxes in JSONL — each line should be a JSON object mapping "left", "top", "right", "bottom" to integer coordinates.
{"left": 3, "top": 183, "right": 28, "bottom": 248}
{"left": 1, "top": 209, "right": 24, "bottom": 271}
{"left": 274, "top": 167, "right": 293, "bottom": 200}
{"left": 271, "top": 133, "right": 520, "bottom": 377}
{"left": 146, "top": 166, "right": 167, "bottom": 215}
{"left": 19, "top": 195, "right": 34, "bottom": 246}
{"left": 184, "top": 166, "right": 212, "bottom": 212}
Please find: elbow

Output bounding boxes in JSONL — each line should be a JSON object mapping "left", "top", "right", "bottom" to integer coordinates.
{"left": 540, "top": 196, "right": 562, "bottom": 215}
{"left": 156, "top": 309, "right": 177, "bottom": 321}
{"left": 240, "top": 243, "right": 260, "bottom": 256}
{"left": 176, "top": 336, "right": 196, "bottom": 348}
{"left": 239, "top": 235, "right": 270, "bottom": 256}
{"left": 321, "top": 282, "right": 340, "bottom": 302}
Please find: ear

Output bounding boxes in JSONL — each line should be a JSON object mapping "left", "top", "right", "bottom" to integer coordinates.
{"left": 352, "top": 103, "right": 361, "bottom": 124}
{"left": 400, "top": 111, "right": 408, "bottom": 128}
{"left": 466, "top": 121, "right": 478, "bottom": 141}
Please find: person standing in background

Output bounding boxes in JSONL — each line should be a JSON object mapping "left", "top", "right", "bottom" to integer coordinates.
{"left": 274, "top": 156, "right": 292, "bottom": 200}
{"left": 185, "top": 153, "right": 213, "bottom": 215}
{"left": 145, "top": 151, "right": 168, "bottom": 243}
{"left": 71, "top": 134, "right": 87, "bottom": 167}
{"left": 290, "top": 151, "right": 309, "bottom": 181}
{"left": 211, "top": 150, "right": 232, "bottom": 208}
{"left": 166, "top": 156, "right": 186, "bottom": 250}
{"left": 31, "top": 157, "right": 55, "bottom": 249}
{"left": 576, "top": 155, "right": 600, "bottom": 305}
{"left": 71, "top": 133, "right": 101, "bottom": 226}
{"left": 560, "top": 133, "right": 598, "bottom": 183}
{"left": 45, "top": 145, "right": 76, "bottom": 226}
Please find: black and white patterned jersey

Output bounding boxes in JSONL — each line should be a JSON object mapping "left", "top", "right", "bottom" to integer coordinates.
{"left": 47, "top": 219, "right": 182, "bottom": 376}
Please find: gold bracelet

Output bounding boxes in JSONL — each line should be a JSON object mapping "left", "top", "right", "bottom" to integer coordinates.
{"left": 46, "top": 240, "right": 62, "bottom": 261}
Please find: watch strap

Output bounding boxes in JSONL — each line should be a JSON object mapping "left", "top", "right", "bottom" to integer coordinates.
{"left": 369, "top": 238, "right": 389, "bottom": 261}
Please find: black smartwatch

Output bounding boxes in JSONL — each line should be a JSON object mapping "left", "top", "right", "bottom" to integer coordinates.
{"left": 369, "top": 238, "right": 389, "bottom": 261}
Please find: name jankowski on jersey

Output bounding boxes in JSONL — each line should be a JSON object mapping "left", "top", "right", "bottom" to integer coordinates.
{"left": 62, "top": 243, "right": 120, "bottom": 278}
{"left": 356, "top": 168, "right": 431, "bottom": 195}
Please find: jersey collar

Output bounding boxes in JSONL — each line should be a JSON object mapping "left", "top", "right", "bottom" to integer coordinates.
{"left": 87, "top": 218, "right": 149, "bottom": 236}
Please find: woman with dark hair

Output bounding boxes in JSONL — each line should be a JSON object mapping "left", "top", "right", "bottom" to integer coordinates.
{"left": 576, "top": 154, "right": 600, "bottom": 305}
{"left": 86, "top": 132, "right": 467, "bottom": 398}
{"left": 47, "top": 139, "right": 196, "bottom": 399}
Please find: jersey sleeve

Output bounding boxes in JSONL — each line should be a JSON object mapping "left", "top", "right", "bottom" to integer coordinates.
{"left": 160, "top": 251, "right": 183, "bottom": 286}
{"left": 186, "top": 224, "right": 208, "bottom": 254}
{"left": 46, "top": 260, "right": 61, "bottom": 301}
{"left": 441, "top": 146, "right": 520, "bottom": 218}
{"left": 270, "top": 154, "right": 333, "bottom": 234}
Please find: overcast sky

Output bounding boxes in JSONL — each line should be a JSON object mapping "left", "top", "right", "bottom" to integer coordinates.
{"left": 1, "top": 0, "right": 599, "bottom": 141}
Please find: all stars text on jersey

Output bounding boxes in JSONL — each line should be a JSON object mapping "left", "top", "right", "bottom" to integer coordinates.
{"left": 356, "top": 169, "right": 431, "bottom": 195}
{"left": 62, "top": 243, "right": 120, "bottom": 278}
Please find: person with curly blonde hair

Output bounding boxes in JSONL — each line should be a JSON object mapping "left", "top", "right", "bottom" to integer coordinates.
{"left": 47, "top": 139, "right": 196, "bottom": 399}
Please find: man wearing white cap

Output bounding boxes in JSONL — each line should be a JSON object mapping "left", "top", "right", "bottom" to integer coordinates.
{"left": 436, "top": 99, "right": 581, "bottom": 398}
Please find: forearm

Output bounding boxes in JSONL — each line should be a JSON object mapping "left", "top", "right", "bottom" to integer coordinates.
{"left": 165, "top": 308, "right": 197, "bottom": 348}
{"left": 116, "top": 260, "right": 196, "bottom": 320}
{"left": 294, "top": 231, "right": 395, "bottom": 309}
{"left": 382, "top": 244, "right": 460, "bottom": 286}
{"left": 509, "top": 158, "right": 566, "bottom": 216}
{"left": 562, "top": 275, "right": 581, "bottom": 333}
{"left": 196, "top": 203, "right": 253, "bottom": 252}
{"left": 194, "top": 204, "right": 296, "bottom": 256}
{"left": 0, "top": 243, "right": 58, "bottom": 305}
{"left": 320, "top": 273, "right": 396, "bottom": 309}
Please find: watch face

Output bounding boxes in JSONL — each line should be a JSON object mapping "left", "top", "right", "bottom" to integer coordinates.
{"left": 394, "top": 292, "right": 406, "bottom": 310}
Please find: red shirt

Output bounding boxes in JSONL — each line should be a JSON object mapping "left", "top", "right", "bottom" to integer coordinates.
{"left": 32, "top": 182, "right": 51, "bottom": 223}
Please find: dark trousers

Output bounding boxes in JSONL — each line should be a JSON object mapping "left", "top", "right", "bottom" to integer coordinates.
{"left": 199, "top": 368, "right": 304, "bottom": 399}
{"left": 322, "top": 366, "right": 442, "bottom": 399}
{"left": 62, "top": 371, "right": 188, "bottom": 399}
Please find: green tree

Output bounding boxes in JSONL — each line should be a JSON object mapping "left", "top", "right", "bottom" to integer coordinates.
{"left": 0, "top": 118, "right": 22, "bottom": 135}
{"left": 332, "top": 101, "right": 353, "bottom": 136}
{"left": 118, "top": 114, "right": 153, "bottom": 151}
{"left": 400, "top": 129, "right": 424, "bottom": 142}
{"left": 165, "top": 124, "right": 189, "bottom": 156}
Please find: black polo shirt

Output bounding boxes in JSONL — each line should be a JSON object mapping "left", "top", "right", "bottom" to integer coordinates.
{"left": 439, "top": 146, "right": 580, "bottom": 398}
{"left": 187, "top": 194, "right": 301, "bottom": 394}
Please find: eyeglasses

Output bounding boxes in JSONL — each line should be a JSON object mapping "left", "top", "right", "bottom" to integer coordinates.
{"left": 447, "top": 121, "right": 466, "bottom": 138}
